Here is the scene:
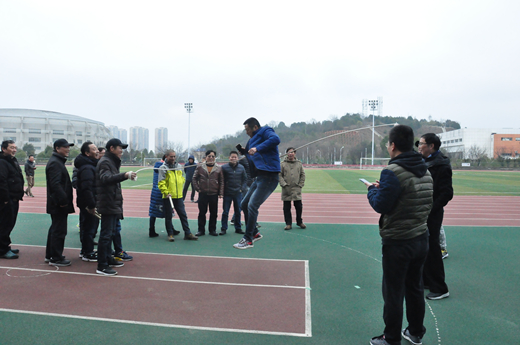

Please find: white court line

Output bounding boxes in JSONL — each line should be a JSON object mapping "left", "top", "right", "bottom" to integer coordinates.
{"left": 0, "top": 265, "right": 307, "bottom": 290}
{"left": 285, "top": 230, "right": 442, "bottom": 344}
{"left": 0, "top": 308, "right": 310, "bottom": 337}
{"left": 2, "top": 245, "right": 313, "bottom": 337}
{"left": 11, "top": 244, "right": 308, "bottom": 263}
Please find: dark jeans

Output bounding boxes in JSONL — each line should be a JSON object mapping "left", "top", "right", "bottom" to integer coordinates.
{"left": 382, "top": 233, "right": 428, "bottom": 344}
{"left": 241, "top": 174, "right": 279, "bottom": 242}
{"left": 283, "top": 200, "right": 303, "bottom": 225}
{"left": 197, "top": 193, "right": 218, "bottom": 234}
{"left": 182, "top": 180, "right": 196, "bottom": 201}
{"left": 97, "top": 214, "right": 118, "bottom": 269}
{"left": 46, "top": 212, "right": 68, "bottom": 261}
{"left": 112, "top": 219, "right": 123, "bottom": 253}
{"left": 163, "top": 197, "right": 192, "bottom": 235}
{"left": 0, "top": 199, "right": 19, "bottom": 255}
{"left": 424, "top": 211, "right": 449, "bottom": 294}
{"left": 221, "top": 193, "right": 242, "bottom": 231}
{"left": 80, "top": 208, "right": 99, "bottom": 255}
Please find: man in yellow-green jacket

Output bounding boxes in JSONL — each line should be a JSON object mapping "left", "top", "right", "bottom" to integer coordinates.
{"left": 158, "top": 150, "right": 198, "bottom": 242}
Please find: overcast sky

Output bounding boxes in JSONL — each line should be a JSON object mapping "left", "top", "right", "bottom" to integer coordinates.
{"left": 1, "top": 0, "right": 518, "bottom": 151}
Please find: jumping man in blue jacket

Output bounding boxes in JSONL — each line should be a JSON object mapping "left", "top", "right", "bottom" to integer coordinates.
{"left": 233, "top": 117, "right": 280, "bottom": 249}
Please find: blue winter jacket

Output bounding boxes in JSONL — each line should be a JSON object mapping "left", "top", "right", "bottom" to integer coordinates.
{"left": 245, "top": 126, "right": 281, "bottom": 176}
{"left": 184, "top": 155, "right": 197, "bottom": 182}
{"left": 149, "top": 160, "right": 165, "bottom": 218}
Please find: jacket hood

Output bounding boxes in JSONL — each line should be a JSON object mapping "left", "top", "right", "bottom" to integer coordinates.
{"left": 389, "top": 151, "right": 428, "bottom": 178}
{"left": 188, "top": 155, "right": 195, "bottom": 160}
{"left": 74, "top": 153, "right": 97, "bottom": 169}
{"left": 425, "top": 150, "right": 451, "bottom": 168}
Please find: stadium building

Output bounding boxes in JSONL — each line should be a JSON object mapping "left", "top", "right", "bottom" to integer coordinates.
{"left": 440, "top": 128, "right": 520, "bottom": 159}
{"left": 0, "top": 108, "right": 112, "bottom": 153}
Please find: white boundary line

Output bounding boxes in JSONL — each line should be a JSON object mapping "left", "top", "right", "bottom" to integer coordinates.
{"left": 11, "top": 244, "right": 308, "bottom": 263}
{"left": 0, "top": 265, "right": 307, "bottom": 290}
{"left": 304, "top": 260, "right": 312, "bottom": 337}
{"left": 1, "top": 248, "right": 312, "bottom": 338}
{"left": 0, "top": 308, "right": 310, "bottom": 337}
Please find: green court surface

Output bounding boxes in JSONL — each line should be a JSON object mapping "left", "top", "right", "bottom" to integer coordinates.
{"left": 2, "top": 214, "right": 519, "bottom": 344}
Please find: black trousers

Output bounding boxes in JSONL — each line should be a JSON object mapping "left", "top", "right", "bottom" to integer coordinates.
{"left": 423, "top": 210, "right": 449, "bottom": 294}
{"left": 197, "top": 193, "right": 218, "bottom": 234}
{"left": 382, "top": 233, "right": 428, "bottom": 344}
{"left": 182, "top": 180, "right": 196, "bottom": 201}
{"left": 283, "top": 200, "right": 303, "bottom": 225}
{"left": 46, "top": 213, "right": 68, "bottom": 261}
{"left": 0, "top": 199, "right": 19, "bottom": 255}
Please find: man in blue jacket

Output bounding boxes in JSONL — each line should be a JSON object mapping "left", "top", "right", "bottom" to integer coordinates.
{"left": 233, "top": 117, "right": 280, "bottom": 249}
{"left": 363, "top": 125, "right": 433, "bottom": 345}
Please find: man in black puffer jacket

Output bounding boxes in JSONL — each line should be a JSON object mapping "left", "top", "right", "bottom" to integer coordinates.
{"left": 95, "top": 138, "right": 135, "bottom": 276}
{"left": 46, "top": 139, "right": 75, "bottom": 266}
{"left": 220, "top": 151, "right": 247, "bottom": 235}
{"left": 75, "top": 141, "right": 99, "bottom": 262}
{"left": 0, "top": 140, "right": 25, "bottom": 259}
{"left": 417, "top": 133, "right": 453, "bottom": 301}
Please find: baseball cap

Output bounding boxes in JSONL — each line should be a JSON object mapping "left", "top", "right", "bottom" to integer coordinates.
{"left": 53, "top": 139, "right": 74, "bottom": 150}
{"left": 106, "top": 138, "right": 129, "bottom": 150}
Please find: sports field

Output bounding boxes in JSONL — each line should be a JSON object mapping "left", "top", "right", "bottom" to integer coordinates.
{"left": 1, "top": 168, "right": 519, "bottom": 344}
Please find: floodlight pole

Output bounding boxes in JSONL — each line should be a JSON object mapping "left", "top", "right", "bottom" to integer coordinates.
{"left": 184, "top": 103, "right": 193, "bottom": 159}
{"left": 368, "top": 100, "right": 378, "bottom": 165}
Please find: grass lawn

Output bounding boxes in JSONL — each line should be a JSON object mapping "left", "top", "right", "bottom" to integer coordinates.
{"left": 29, "top": 165, "right": 520, "bottom": 196}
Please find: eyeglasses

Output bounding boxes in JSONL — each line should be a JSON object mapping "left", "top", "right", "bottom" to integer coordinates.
{"left": 206, "top": 155, "right": 215, "bottom": 158}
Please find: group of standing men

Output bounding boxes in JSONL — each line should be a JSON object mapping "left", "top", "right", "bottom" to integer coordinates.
{"left": 149, "top": 117, "right": 305, "bottom": 250}
{"left": 0, "top": 137, "right": 137, "bottom": 276}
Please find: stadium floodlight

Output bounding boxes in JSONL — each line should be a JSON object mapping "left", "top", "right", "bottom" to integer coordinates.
{"left": 368, "top": 100, "right": 379, "bottom": 165}
{"left": 184, "top": 103, "right": 193, "bottom": 158}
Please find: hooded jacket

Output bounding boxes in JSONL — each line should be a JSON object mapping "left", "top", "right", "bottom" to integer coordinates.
{"left": 0, "top": 154, "right": 24, "bottom": 202}
{"left": 367, "top": 151, "right": 433, "bottom": 242}
{"left": 184, "top": 155, "right": 197, "bottom": 182}
{"left": 244, "top": 126, "right": 281, "bottom": 176}
{"left": 96, "top": 151, "right": 128, "bottom": 215}
{"left": 74, "top": 154, "right": 98, "bottom": 209}
{"left": 193, "top": 163, "right": 224, "bottom": 196}
{"left": 424, "top": 151, "right": 453, "bottom": 229}
{"left": 279, "top": 157, "right": 305, "bottom": 201}
{"left": 46, "top": 152, "right": 74, "bottom": 214}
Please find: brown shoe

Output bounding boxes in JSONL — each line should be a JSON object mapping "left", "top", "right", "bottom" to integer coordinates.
{"left": 284, "top": 225, "right": 292, "bottom": 230}
{"left": 168, "top": 235, "right": 175, "bottom": 242}
{"left": 298, "top": 223, "right": 307, "bottom": 229}
{"left": 184, "top": 233, "right": 198, "bottom": 241}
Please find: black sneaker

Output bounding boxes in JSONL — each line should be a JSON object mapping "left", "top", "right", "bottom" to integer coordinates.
{"left": 172, "top": 229, "right": 181, "bottom": 236}
{"left": 370, "top": 335, "right": 391, "bottom": 345}
{"left": 108, "top": 259, "right": 124, "bottom": 268}
{"left": 402, "top": 328, "right": 422, "bottom": 345}
{"left": 235, "top": 230, "right": 245, "bottom": 234}
{"left": 82, "top": 252, "right": 98, "bottom": 262}
{"left": 49, "top": 259, "right": 71, "bottom": 267}
{"left": 426, "top": 291, "right": 449, "bottom": 300}
{"left": 96, "top": 267, "right": 117, "bottom": 276}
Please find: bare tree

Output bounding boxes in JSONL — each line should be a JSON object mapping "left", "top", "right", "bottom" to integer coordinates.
{"left": 467, "top": 145, "right": 488, "bottom": 166}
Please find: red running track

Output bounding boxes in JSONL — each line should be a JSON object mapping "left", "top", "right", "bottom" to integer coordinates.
{"left": 19, "top": 187, "right": 520, "bottom": 227}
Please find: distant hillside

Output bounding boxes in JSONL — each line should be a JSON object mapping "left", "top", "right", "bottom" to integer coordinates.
{"left": 196, "top": 113, "right": 460, "bottom": 164}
